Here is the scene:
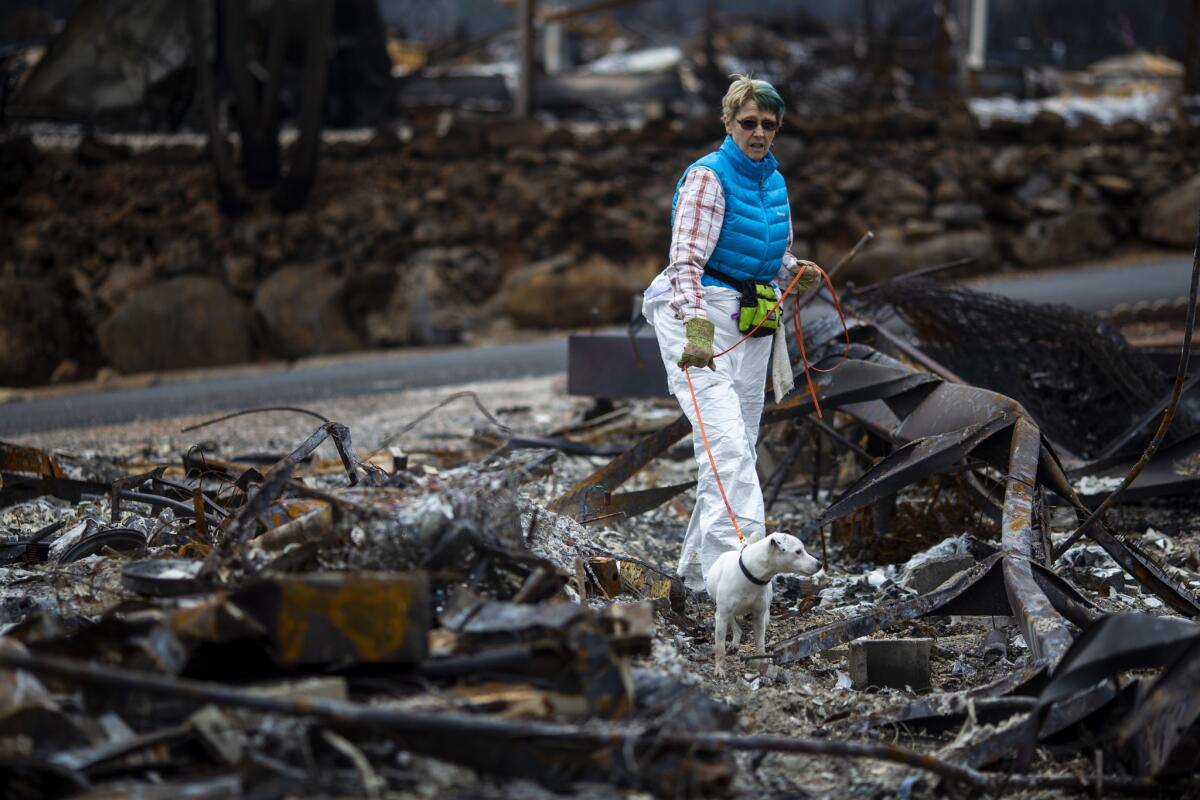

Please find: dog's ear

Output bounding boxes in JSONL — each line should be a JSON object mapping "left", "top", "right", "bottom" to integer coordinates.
{"left": 769, "top": 536, "right": 782, "bottom": 549}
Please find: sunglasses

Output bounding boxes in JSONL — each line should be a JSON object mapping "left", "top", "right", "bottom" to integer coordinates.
{"left": 735, "top": 117, "right": 779, "bottom": 132}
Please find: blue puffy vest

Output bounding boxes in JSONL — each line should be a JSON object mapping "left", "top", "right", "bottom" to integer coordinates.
{"left": 671, "top": 134, "right": 791, "bottom": 291}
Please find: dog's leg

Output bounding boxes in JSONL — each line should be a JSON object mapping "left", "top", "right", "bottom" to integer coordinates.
{"left": 729, "top": 617, "right": 743, "bottom": 651}
{"left": 713, "top": 611, "right": 729, "bottom": 675}
{"left": 752, "top": 603, "right": 769, "bottom": 657}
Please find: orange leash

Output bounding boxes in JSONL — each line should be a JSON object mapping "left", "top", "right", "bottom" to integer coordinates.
{"left": 683, "top": 262, "right": 850, "bottom": 543}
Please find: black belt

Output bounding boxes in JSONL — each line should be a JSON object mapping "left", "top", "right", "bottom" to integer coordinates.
{"left": 703, "top": 265, "right": 763, "bottom": 295}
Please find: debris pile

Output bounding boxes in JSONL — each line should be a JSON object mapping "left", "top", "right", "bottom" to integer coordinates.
{"left": 5, "top": 268, "right": 1200, "bottom": 795}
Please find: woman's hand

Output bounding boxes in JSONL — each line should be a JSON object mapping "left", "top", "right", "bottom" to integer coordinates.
{"left": 677, "top": 317, "right": 716, "bottom": 370}
{"left": 787, "top": 260, "right": 822, "bottom": 294}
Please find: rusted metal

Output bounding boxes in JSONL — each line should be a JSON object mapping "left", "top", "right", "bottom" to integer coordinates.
{"left": 551, "top": 346, "right": 939, "bottom": 516}
{"left": 579, "top": 481, "right": 696, "bottom": 524}
{"left": 809, "top": 341, "right": 1200, "bottom": 618}
{"left": 0, "top": 647, "right": 1009, "bottom": 795}
{"left": 1071, "top": 432, "right": 1200, "bottom": 506}
{"left": 1084, "top": 525, "right": 1200, "bottom": 618}
{"left": 548, "top": 414, "right": 691, "bottom": 516}
{"left": 0, "top": 441, "right": 65, "bottom": 479}
{"left": 0, "top": 474, "right": 108, "bottom": 509}
{"left": 1000, "top": 416, "right": 1073, "bottom": 666}
{"left": 819, "top": 413, "right": 1015, "bottom": 524}
{"left": 229, "top": 573, "right": 429, "bottom": 666}
{"left": 1037, "top": 614, "right": 1200, "bottom": 712}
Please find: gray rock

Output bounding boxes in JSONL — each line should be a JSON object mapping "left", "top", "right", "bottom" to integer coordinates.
{"left": 254, "top": 265, "right": 362, "bottom": 359}
{"left": 1024, "top": 110, "right": 1068, "bottom": 144}
{"left": 989, "top": 146, "right": 1028, "bottom": 185}
{"left": 1009, "top": 208, "right": 1116, "bottom": 267}
{"left": 909, "top": 229, "right": 996, "bottom": 270}
{"left": 360, "top": 246, "right": 503, "bottom": 347}
{"left": 500, "top": 251, "right": 640, "bottom": 328}
{"left": 1141, "top": 174, "right": 1200, "bottom": 248}
{"left": 98, "top": 276, "right": 254, "bottom": 374}
{"left": 1066, "top": 113, "right": 1106, "bottom": 146}
{"left": 931, "top": 202, "right": 985, "bottom": 227}
{"left": 866, "top": 170, "right": 928, "bottom": 218}
{"left": 1014, "top": 173, "right": 1057, "bottom": 208}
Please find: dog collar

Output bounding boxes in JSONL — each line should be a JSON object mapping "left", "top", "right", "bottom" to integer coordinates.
{"left": 738, "top": 549, "right": 769, "bottom": 586}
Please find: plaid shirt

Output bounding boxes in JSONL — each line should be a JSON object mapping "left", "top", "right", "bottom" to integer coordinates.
{"left": 667, "top": 167, "right": 798, "bottom": 321}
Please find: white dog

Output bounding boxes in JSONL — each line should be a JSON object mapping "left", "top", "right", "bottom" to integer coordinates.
{"left": 705, "top": 532, "right": 821, "bottom": 674}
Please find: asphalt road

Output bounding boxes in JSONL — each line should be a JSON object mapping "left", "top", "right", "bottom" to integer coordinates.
{"left": 969, "top": 253, "right": 1193, "bottom": 313}
{"left": 1, "top": 253, "right": 1192, "bottom": 436}
{"left": 0, "top": 338, "right": 567, "bottom": 436}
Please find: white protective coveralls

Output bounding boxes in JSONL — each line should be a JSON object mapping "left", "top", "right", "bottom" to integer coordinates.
{"left": 643, "top": 275, "right": 781, "bottom": 592}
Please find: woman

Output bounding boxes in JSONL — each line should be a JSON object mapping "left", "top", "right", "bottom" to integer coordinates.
{"left": 643, "top": 75, "right": 817, "bottom": 593}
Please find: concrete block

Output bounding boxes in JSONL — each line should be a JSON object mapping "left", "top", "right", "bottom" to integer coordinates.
{"left": 849, "top": 638, "right": 932, "bottom": 691}
{"left": 1073, "top": 567, "right": 1125, "bottom": 596}
{"left": 906, "top": 554, "right": 976, "bottom": 595}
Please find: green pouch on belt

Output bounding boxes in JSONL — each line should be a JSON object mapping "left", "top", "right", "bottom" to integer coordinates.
{"left": 736, "top": 281, "right": 780, "bottom": 337}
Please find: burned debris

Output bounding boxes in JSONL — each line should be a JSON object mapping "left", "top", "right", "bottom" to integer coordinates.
{"left": 6, "top": 2, "right": 1200, "bottom": 797}
{"left": 0, "top": 236, "right": 1199, "bottom": 797}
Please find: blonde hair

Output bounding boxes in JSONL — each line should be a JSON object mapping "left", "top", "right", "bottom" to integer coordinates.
{"left": 720, "top": 74, "right": 786, "bottom": 126}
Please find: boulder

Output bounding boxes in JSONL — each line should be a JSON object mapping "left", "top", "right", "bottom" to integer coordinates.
{"left": 96, "top": 262, "right": 158, "bottom": 312}
{"left": 933, "top": 176, "right": 965, "bottom": 203}
{"left": 501, "top": 252, "right": 640, "bottom": 328}
{"left": 909, "top": 229, "right": 996, "bottom": 270}
{"left": 937, "top": 111, "right": 978, "bottom": 140}
{"left": 980, "top": 117, "right": 1028, "bottom": 143}
{"left": 254, "top": 265, "right": 362, "bottom": 359}
{"left": 0, "top": 279, "right": 73, "bottom": 385}
{"left": 98, "top": 276, "right": 254, "bottom": 374}
{"left": 1141, "top": 174, "right": 1200, "bottom": 248}
{"left": 864, "top": 170, "right": 928, "bottom": 219}
{"left": 360, "top": 247, "right": 503, "bottom": 346}
{"left": 485, "top": 118, "right": 547, "bottom": 152}
{"left": 989, "top": 146, "right": 1028, "bottom": 185}
{"left": 1023, "top": 110, "right": 1068, "bottom": 144}
{"left": 1009, "top": 208, "right": 1116, "bottom": 267}
{"left": 931, "top": 202, "right": 985, "bottom": 227}
{"left": 1108, "top": 118, "right": 1149, "bottom": 143}
{"left": 1066, "top": 113, "right": 1106, "bottom": 146}
{"left": 834, "top": 234, "right": 912, "bottom": 286}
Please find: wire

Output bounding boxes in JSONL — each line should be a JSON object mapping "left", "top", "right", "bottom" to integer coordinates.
{"left": 180, "top": 405, "right": 330, "bottom": 432}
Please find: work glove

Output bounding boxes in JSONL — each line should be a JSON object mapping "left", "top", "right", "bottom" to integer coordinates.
{"left": 677, "top": 317, "right": 716, "bottom": 370}
{"left": 786, "top": 260, "right": 822, "bottom": 294}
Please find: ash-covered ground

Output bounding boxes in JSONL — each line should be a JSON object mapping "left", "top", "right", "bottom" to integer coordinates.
{"left": 2, "top": 374, "right": 1198, "bottom": 798}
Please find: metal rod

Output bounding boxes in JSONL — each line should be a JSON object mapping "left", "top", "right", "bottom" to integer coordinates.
{"left": 0, "top": 648, "right": 991, "bottom": 791}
